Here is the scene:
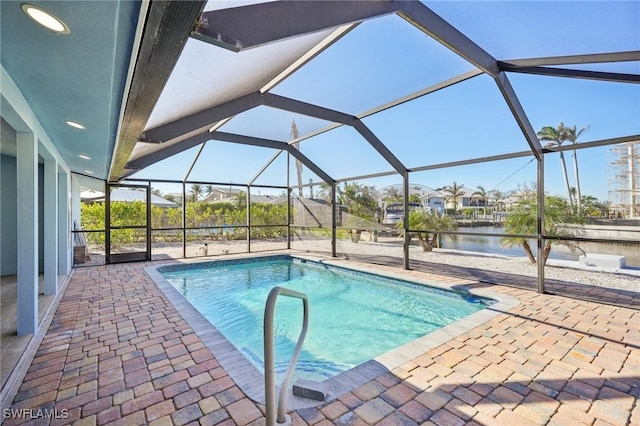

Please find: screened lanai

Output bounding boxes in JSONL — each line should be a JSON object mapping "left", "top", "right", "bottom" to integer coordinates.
{"left": 70, "top": 0, "right": 638, "bottom": 300}
{"left": 2, "top": 1, "right": 640, "bottom": 424}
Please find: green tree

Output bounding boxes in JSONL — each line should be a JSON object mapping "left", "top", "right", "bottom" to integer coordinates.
{"left": 489, "top": 189, "right": 505, "bottom": 212}
{"left": 581, "top": 194, "right": 607, "bottom": 218}
{"left": 337, "top": 182, "right": 378, "bottom": 220}
{"left": 235, "top": 191, "right": 247, "bottom": 209}
{"left": 382, "top": 186, "right": 401, "bottom": 203}
{"left": 205, "top": 185, "right": 215, "bottom": 199}
{"left": 316, "top": 183, "right": 331, "bottom": 202}
{"left": 408, "top": 193, "right": 421, "bottom": 204}
{"left": 189, "top": 184, "right": 203, "bottom": 202}
{"left": 338, "top": 182, "right": 378, "bottom": 243}
{"left": 537, "top": 123, "right": 574, "bottom": 209}
{"left": 442, "top": 181, "right": 464, "bottom": 213}
{"left": 250, "top": 202, "right": 288, "bottom": 238}
{"left": 565, "top": 124, "right": 590, "bottom": 212}
{"left": 500, "top": 195, "right": 583, "bottom": 265}
{"left": 399, "top": 210, "right": 457, "bottom": 252}
{"left": 471, "top": 185, "right": 488, "bottom": 216}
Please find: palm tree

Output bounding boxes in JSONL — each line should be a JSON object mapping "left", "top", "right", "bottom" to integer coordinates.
{"left": 500, "top": 195, "right": 583, "bottom": 265}
{"left": 337, "top": 182, "right": 378, "bottom": 218}
{"left": 316, "top": 182, "right": 331, "bottom": 202}
{"left": 290, "top": 120, "right": 303, "bottom": 198}
{"left": 442, "top": 181, "right": 464, "bottom": 213}
{"left": 189, "top": 184, "right": 203, "bottom": 202}
{"left": 338, "top": 182, "right": 378, "bottom": 243}
{"left": 489, "top": 189, "right": 505, "bottom": 212}
{"left": 399, "top": 210, "right": 457, "bottom": 252}
{"left": 471, "top": 185, "right": 488, "bottom": 216}
{"left": 565, "top": 124, "right": 590, "bottom": 212}
{"left": 581, "top": 195, "right": 607, "bottom": 218}
{"left": 205, "top": 185, "right": 215, "bottom": 199}
{"left": 408, "top": 194, "right": 421, "bottom": 204}
{"left": 537, "top": 123, "right": 573, "bottom": 209}
{"left": 382, "top": 186, "right": 401, "bottom": 203}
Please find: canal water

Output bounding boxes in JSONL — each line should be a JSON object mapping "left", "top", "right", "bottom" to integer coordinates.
{"left": 441, "top": 226, "right": 640, "bottom": 268}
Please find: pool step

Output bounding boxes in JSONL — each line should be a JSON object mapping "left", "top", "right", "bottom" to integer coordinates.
{"left": 293, "top": 378, "right": 329, "bottom": 401}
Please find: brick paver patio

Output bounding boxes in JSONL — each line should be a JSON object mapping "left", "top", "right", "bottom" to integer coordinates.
{"left": 3, "top": 255, "right": 639, "bottom": 425}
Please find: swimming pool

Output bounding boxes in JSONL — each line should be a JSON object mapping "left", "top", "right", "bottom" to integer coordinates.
{"left": 157, "top": 255, "right": 494, "bottom": 382}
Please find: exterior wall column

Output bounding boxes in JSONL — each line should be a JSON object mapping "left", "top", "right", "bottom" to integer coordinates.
{"left": 44, "top": 159, "right": 58, "bottom": 295}
{"left": 58, "top": 169, "right": 71, "bottom": 275}
{"left": 16, "top": 132, "right": 38, "bottom": 335}
{"left": 71, "top": 175, "right": 81, "bottom": 227}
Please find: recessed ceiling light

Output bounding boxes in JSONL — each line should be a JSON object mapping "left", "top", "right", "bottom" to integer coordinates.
{"left": 21, "top": 4, "right": 70, "bottom": 34}
{"left": 65, "top": 120, "right": 85, "bottom": 129}
{"left": 79, "top": 154, "right": 91, "bottom": 160}
{"left": 84, "top": 170, "right": 93, "bottom": 174}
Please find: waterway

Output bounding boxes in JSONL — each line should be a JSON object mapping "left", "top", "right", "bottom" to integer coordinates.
{"left": 441, "top": 226, "right": 640, "bottom": 268}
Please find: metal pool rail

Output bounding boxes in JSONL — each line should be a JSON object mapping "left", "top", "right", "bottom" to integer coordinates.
{"left": 263, "top": 286, "right": 309, "bottom": 426}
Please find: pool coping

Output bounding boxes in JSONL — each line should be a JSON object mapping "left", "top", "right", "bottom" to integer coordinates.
{"left": 145, "top": 252, "right": 520, "bottom": 410}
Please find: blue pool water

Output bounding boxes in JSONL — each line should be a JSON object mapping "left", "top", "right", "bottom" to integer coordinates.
{"left": 159, "top": 256, "right": 492, "bottom": 381}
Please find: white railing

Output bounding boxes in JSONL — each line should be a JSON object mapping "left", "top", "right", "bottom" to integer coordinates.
{"left": 263, "top": 286, "right": 309, "bottom": 426}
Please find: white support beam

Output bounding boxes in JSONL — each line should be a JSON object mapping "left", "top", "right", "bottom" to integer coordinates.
{"left": 58, "top": 168, "right": 71, "bottom": 275}
{"left": 44, "top": 159, "right": 58, "bottom": 295}
{"left": 499, "top": 50, "right": 640, "bottom": 68}
{"left": 16, "top": 132, "right": 38, "bottom": 335}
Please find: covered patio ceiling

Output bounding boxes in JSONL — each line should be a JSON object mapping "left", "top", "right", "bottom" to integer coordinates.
{"left": 111, "top": 0, "right": 640, "bottom": 184}
{"left": 0, "top": 0, "right": 143, "bottom": 176}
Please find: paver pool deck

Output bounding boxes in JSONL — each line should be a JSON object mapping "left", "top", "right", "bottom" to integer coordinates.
{"left": 3, "top": 253, "right": 639, "bottom": 425}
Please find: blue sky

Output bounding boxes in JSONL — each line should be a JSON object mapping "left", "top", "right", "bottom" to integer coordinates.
{"left": 133, "top": 1, "right": 639, "bottom": 202}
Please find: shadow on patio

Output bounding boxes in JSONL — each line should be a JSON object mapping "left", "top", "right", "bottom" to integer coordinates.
{"left": 2, "top": 255, "right": 639, "bottom": 425}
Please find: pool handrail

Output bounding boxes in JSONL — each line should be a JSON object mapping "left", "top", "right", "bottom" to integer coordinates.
{"left": 264, "top": 286, "right": 309, "bottom": 426}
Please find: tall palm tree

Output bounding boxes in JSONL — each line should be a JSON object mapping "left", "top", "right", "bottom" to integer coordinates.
{"left": 205, "top": 185, "right": 215, "bottom": 199}
{"left": 382, "top": 186, "right": 401, "bottom": 203}
{"left": 442, "top": 181, "right": 464, "bottom": 213}
{"left": 290, "top": 120, "right": 303, "bottom": 198}
{"left": 501, "top": 195, "right": 583, "bottom": 265}
{"left": 537, "top": 123, "right": 573, "bottom": 209}
{"left": 489, "top": 189, "right": 505, "bottom": 212}
{"left": 189, "top": 184, "right": 203, "bottom": 202}
{"left": 316, "top": 182, "right": 331, "bottom": 202}
{"left": 399, "top": 210, "right": 457, "bottom": 252}
{"left": 565, "top": 124, "right": 590, "bottom": 212}
{"left": 471, "top": 185, "right": 488, "bottom": 216}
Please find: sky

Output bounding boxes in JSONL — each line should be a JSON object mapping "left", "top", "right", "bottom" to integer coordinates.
{"left": 131, "top": 1, "right": 640, "bottom": 203}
